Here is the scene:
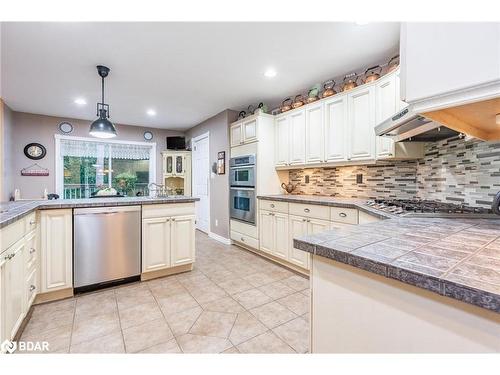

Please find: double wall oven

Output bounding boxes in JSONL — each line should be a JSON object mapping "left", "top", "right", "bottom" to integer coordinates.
{"left": 229, "top": 154, "right": 256, "bottom": 225}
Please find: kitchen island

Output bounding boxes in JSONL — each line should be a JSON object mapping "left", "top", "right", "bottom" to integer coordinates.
{"left": 0, "top": 196, "right": 199, "bottom": 346}
{"left": 294, "top": 216, "right": 500, "bottom": 353}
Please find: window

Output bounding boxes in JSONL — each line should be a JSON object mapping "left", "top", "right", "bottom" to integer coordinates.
{"left": 56, "top": 135, "right": 156, "bottom": 199}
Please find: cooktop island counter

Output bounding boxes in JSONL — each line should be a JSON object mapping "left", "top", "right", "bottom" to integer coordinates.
{"left": 258, "top": 194, "right": 500, "bottom": 353}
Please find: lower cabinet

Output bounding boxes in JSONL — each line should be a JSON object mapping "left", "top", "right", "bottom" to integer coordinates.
{"left": 3, "top": 240, "right": 25, "bottom": 341}
{"left": 142, "top": 214, "right": 195, "bottom": 273}
{"left": 259, "top": 211, "right": 289, "bottom": 260}
{"left": 40, "top": 209, "right": 73, "bottom": 293}
{"left": 288, "top": 216, "right": 330, "bottom": 269}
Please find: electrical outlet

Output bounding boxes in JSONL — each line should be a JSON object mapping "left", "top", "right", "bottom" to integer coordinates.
{"left": 356, "top": 174, "right": 363, "bottom": 184}
{"left": 305, "top": 175, "right": 310, "bottom": 183}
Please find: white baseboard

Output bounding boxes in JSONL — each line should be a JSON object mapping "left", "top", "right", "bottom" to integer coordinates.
{"left": 208, "top": 231, "right": 232, "bottom": 245}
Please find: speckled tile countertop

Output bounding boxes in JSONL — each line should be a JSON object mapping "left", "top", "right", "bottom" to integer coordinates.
{"left": 0, "top": 196, "right": 199, "bottom": 229}
{"left": 294, "top": 217, "right": 500, "bottom": 313}
{"left": 257, "top": 194, "right": 395, "bottom": 220}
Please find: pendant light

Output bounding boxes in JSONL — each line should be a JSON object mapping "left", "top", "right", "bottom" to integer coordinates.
{"left": 89, "top": 65, "right": 117, "bottom": 138}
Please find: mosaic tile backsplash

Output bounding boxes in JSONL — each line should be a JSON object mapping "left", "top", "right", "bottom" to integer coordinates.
{"left": 288, "top": 137, "right": 500, "bottom": 208}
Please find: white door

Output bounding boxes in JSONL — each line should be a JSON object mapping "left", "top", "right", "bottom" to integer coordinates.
{"left": 376, "top": 74, "right": 397, "bottom": 158}
{"left": 305, "top": 102, "right": 325, "bottom": 164}
{"left": 5, "top": 240, "right": 25, "bottom": 340}
{"left": 142, "top": 217, "right": 171, "bottom": 272}
{"left": 273, "top": 213, "right": 289, "bottom": 260}
{"left": 289, "top": 109, "right": 306, "bottom": 165}
{"left": 288, "top": 215, "right": 309, "bottom": 269}
{"left": 259, "top": 211, "right": 275, "bottom": 255}
{"left": 324, "top": 95, "right": 348, "bottom": 162}
{"left": 275, "top": 115, "right": 289, "bottom": 167}
{"left": 348, "top": 86, "right": 376, "bottom": 161}
{"left": 171, "top": 215, "right": 196, "bottom": 266}
{"left": 192, "top": 134, "right": 210, "bottom": 233}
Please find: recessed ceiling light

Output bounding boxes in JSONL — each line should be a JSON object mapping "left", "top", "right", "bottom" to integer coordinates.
{"left": 146, "top": 109, "right": 157, "bottom": 116}
{"left": 74, "top": 98, "right": 87, "bottom": 106}
{"left": 264, "top": 68, "right": 277, "bottom": 78}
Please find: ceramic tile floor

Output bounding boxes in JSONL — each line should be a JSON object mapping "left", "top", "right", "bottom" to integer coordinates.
{"left": 20, "top": 231, "right": 310, "bottom": 354}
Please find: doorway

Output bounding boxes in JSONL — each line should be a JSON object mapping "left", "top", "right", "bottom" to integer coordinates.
{"left": 191, "top": 132, "right": 210, "bottom": 233}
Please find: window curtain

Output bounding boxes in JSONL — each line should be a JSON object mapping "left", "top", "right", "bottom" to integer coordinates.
{"left": 60, "top": 139, "right": 151, "bottom": 160}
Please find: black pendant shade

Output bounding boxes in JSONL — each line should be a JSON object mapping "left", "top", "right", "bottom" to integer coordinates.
{"left": 89, "top": 65, "right": 117, "bottom": 138}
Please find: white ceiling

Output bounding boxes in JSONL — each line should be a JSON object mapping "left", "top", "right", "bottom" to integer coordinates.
{"left": 1, "top": 22, "right": 400, "bottom": 130}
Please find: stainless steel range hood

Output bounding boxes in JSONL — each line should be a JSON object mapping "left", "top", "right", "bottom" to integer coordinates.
{"left": 375, "top": 106, "right": 460, "bottom": 142}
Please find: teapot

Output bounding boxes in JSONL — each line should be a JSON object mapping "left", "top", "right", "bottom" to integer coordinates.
{"left": 492, "top": 191, "right": 500, "bottom": 215}
{"left": 280, "top": 97, "right": 293, "bottom": 113}
{"left": 291, "top": 94, "right": 305, "bottom": 109}
{"left": 342, "top": 73, "right": 359, "bottom": 92}
{"left": 281, "top": 182, "right": 296, "bottom": 194}
{"left": 322, "top": 79, "right": 337, "bottom": 98}
{"left": 387, "top": 55, "right": 400, "bottom": 73}
{"left": 363, "top": 65, "right": 382, "bottom": 83}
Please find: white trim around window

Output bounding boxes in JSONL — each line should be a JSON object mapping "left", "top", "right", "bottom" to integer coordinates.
{"left": 54, "top": 134, "right": 156, "bottom": 197}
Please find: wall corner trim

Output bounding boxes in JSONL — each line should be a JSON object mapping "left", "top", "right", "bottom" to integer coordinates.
{"left": 208, "top": 231, "right": 232, "bottom": 245}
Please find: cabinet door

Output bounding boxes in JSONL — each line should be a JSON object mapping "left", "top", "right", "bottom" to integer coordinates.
{"left": 324, "top": 95, "right": 348, "bottom": 162}
{"left": 275, "top": 115, "right": 289, "bottom": 166}
{"left": 305, "top": 102, "right": 325, "bottom": 164}
{"left": 40, "top": 209, "right": 72, "bottom": 293}
{"left": 175, "top": 155, "right": 184, "bottom": 176}
{"left": 5, "top": 240, "right": 25, "bottom": 340}
{"left": 230, "top": 123, "right": 243, "bottom": 147}
{"left": 308, "top": 218, "right": 330, "bottom": 235}
{"left": 142, "top": 217, "right": 171, "bottom": 272}
{"left": 395, "top": 69, "right": 407, "bottom": 111}
{"left": 273, "top": 213, "right": 289, "bottom": 260}
{"left": 171, "top": 215, "right": 196, "bottom": 266}
{"left": 348, "top": 86, "right": 376, "bottom": 161}
{"left": 164, "top": 155, "right": 174, "bottom": 176}
{"left": 289, "top": 110, "right": 306, "bottom": 165}
{"left": 259, "top": 211, "right": 275, "bottom": 254}
{"left": 243, "top": 119, "right": 257, "bottom": 144}
{"left": 288, "top": 215, "right": 309, "bottom": 269}
{"left": 375, "top": 74, "right": 397, "bottom": 158}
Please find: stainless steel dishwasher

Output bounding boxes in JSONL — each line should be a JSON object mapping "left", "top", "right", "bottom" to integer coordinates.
{"left": 74, "top": 205, "right": 141, "bottom": 292}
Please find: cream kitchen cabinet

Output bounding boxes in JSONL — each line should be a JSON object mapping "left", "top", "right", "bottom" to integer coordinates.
{"left": 230, "top": 118, "right": 258, "bottom": 147}
{"left": 305, "top": 102, "right": 325, "bottom": 164}
{"left": 275, "top": 115, "right": 289, "bottom": 167}
{"left": 3, "top": 239, "right": 25, "bottom": 341}
{"left": 347, "top": 85, "right": 376, "bottom": 161}
{"left": 324, "top": 94, "right": 348, "bottom": 163}
{"left": 40, "top": 209, "right": 73, "bottom": 293}
{"left": 289, "top": 109, "right": 306, "bottom": 165}
{"left": 142, "top": 204, "right": 196, "bottom": 275}
{"left": 162, "top": 151, "right": 192, "bottom": 196}
{"left": 259, "top": 210, "right": 289, "bottom": 260}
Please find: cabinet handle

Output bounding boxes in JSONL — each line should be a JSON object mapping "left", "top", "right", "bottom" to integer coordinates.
{"left": 10, "top": 253, "right": 16, "bottom": 259}
{"left": 339, "top": 212, "right": 347, "bottom": 218}
{"left": 302, "top": 218, "right": 307, "bottom": 222}
{"left": 171, "top": 218, "right": 176, "bottom": 221}
{"left": 30, "top": 248, "right": 36, "bottom": 254}
{"left": 29, "top": 285, "right": 36, "bottom": 292}
{"left": 241, "top": 237, "right": 245, "bottom": 242}
{"left": 29, "top": 220, "right": 36, "bottom": 225}
{"left": 270, "top": 204, "right": 275, "bottom": 208}
{"left": 4, "top": 255, "right": 10, "bottom": 261}
{"left": 307, "top": 219, "right": 311, "bottom": 222}
{"left": 304, "top": 208, "right": 310, "bottom": 213}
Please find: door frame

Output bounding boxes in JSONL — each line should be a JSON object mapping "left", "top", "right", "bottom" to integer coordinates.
{"left": 191, "top": 131, "right": 210, "bottom": 233}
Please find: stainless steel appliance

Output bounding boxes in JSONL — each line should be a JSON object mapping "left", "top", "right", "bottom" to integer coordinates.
{"left": 74, "top": 205, "right": 141, "bottom": 292}
{"left": 230, "top": 154, "right": 256, "bottom": 224}
{"left": 365, "top": 199, "right": 495, "bottom": 218}
{"left": 229, "top": 154, "right": 256, "bottom": 187}
{"left": 375, "top": 106, "right": 460, "bottom": 142}
{"left": 230, "top": 187, "right": 256, "bottom": 224}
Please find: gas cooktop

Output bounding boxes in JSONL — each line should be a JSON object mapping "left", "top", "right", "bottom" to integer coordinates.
{"left": 365, "top": 199, "right": 495, "bottom": 218}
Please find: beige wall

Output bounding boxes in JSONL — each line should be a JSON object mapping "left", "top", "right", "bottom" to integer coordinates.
{"left": 8, "top": 112, "right": 183, "bottom": 199}
{"left": 186, "top": 109, "right": 238, "bottom": 239}
{"left": 1, "top": 100, "right": 14, "bottom": 201}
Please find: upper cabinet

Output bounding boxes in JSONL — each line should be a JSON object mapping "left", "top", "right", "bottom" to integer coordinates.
{"left": 230, "top": 117, "right": 258, "bottom": 147}
{"left": 400, "top": 22, "right": 500, "bottom": 141}
{"left": 274, "top": 67, "right": 423, "bottom": 169}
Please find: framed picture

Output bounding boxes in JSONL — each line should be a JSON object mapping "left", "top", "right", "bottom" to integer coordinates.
{"left": 217, "top": 151, "right": 225, "bottom": 175}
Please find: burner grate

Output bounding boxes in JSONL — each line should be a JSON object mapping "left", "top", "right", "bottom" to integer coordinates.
{"left": 369, "top": 199, "right": 492, "bottom": 215}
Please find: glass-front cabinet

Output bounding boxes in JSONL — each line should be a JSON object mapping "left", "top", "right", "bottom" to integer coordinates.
{"left": 161, "top": 151, "right": 191, "bottom": 196}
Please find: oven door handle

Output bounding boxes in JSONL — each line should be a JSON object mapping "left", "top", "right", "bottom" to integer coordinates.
{"left": 229, "top": 165, "right": 255, "bottom": 170}
{"left": 230, "top": 187, "right": 255, "bottom": 191}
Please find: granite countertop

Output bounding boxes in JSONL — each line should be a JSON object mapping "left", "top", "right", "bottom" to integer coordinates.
{"left": 0, "top": 196, "right": 199, "bottom": 229}
{"left": 257, "top": 194, "right": 395, "bottom": 219}
{"left": 294, "top": 217, "right": 500, "bottom": 313}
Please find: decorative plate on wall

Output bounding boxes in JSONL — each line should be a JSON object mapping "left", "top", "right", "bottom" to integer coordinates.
{"left": 58, "top": 121, "right": 73, "bottom": 134}
{"left": 24, "top": 143, "right": 47, "bottom": 160}
{"left": 143, "top": 131, "right": 154, "bottom": 141}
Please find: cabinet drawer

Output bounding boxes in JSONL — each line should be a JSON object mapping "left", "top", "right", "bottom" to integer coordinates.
{"left": 230, "top": 230, "right": 259, "bottom": 250}
{"left": 289, "top": 203, "right": 330, "bottom": 220}
{"left": 26, "top": 268, "right": 38, "bottom": 308}
{"left": 25, "top": 231, "right": 38, "bottom": 273}
{"left": 1, "top": 219, "right": 25, "bottom": 253}
{"left": 259, "top": 200, "right": 288, "bottom": 213}
{"left": 25, "top": 212, "right": 37, "bottom": 234}
{"left": 330, "top": 207, "right": 359, "bottom": 224}
{"left": 142, "top": 203, "right": 195, "bottom": 219}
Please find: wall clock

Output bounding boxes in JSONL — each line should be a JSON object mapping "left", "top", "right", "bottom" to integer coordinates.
{"left": 24, "top": 143, "right": 47, "bottom": 160}
{"left": 58, "top": 121, "right": 73, "bottom": 134}
{"left": 143, "top": 131, "right": 154, "bottom": 141}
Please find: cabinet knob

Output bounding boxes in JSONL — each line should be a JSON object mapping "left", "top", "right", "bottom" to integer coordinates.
{"left": 29, "top": 220, "right": 36, "bottom": 225}
{"left": 241, "top": 237, "right": 245, "bottom": 242}
{"left": 270, "top": 204, "right": 275, "bottom": 208}
{"left": 29, "top": 285, "right": 36, "bottom": 292}
{"left": 30, "top": 248, "right": 36, "bottom": 254}
{"left": 171, "top": 218, "right": 176, "bottom": 221}
{"left": 339, "top": 212, "right": 347, "bottom": 218}
{"left": 307, "top": 219, "right": 311, "bottom": 222}
{"left": 302, "top": 218, "right": 307, "bottom": 222}
{"left": 304, "top": 208, "right": 310, "bottom": 213}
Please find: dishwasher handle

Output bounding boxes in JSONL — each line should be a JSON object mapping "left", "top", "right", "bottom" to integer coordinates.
{"left": 74, "top": 205, "right": 141, "bottom": 215}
